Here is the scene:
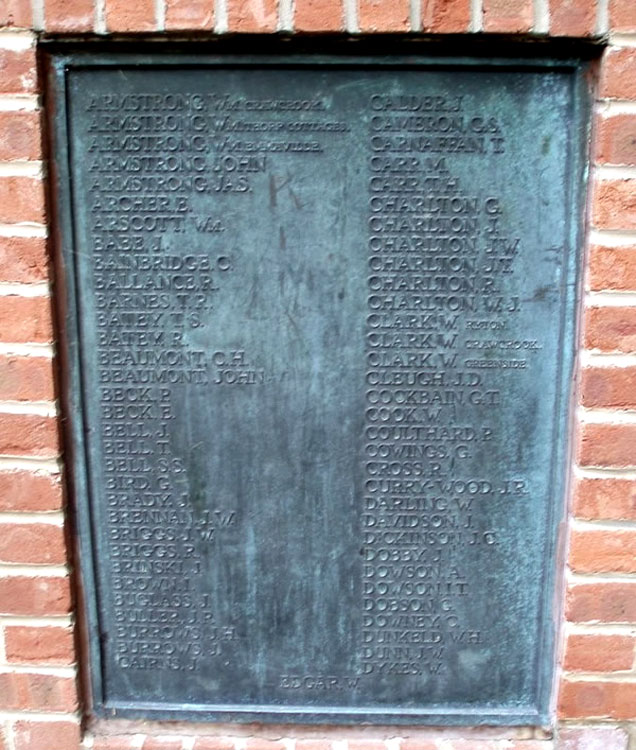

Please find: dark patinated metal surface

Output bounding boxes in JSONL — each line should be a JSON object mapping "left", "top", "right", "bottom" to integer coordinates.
{"left": 49, "top": 49, "right": 590, "bottom": 725}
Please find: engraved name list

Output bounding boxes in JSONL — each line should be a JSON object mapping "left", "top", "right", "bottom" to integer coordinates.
{"left": 54, "top": 58, "right": 586, "bottom": 724}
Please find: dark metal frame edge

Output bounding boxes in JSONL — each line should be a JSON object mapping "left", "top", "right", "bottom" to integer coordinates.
{"left": 45, "top": 45, "right": 593, "bottom": 727}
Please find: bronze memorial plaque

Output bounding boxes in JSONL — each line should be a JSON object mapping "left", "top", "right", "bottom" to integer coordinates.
{"left": 49, "top": 48, "right": 589, "bottom": 724}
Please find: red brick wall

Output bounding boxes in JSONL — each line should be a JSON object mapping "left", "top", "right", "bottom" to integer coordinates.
{"left": 1, "top": 1, "right": 636, "bottom": 749}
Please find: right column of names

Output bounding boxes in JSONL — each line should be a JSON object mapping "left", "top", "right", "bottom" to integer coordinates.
{"left": 361, "top": 93, "right": 539, "bottom": 681}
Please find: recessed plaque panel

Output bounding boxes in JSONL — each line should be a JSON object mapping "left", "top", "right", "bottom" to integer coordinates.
{"left": 50, "top": 51, "right": 589, "bottom": 724}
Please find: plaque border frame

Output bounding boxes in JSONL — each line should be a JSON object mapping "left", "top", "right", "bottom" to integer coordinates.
{"left": 45, "top": 44, "right": 594, "bottom": 727}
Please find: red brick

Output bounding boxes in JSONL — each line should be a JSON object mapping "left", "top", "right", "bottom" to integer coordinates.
{"left": 0, "top": 355, "right": 55, "bottom": 401}
{"left": 0, "top": 0, "right": 32, "bottom": 27}
{"left": 142, "top": 738, "right": 184, "bottom": 750}
{"left": 0, "top": 413, "right": 58, "bottom": 458}
{"left": 165, "top": 0, "right": 214, "bottom": 29}
{"left": 13, "top": 720, "right": 80, "bottom": 750}
{"left": 584, "top": 306, "right": 636, "bottom": 353}
{"left": 105, "top": 0, "right": 156, "bottom": 31}
{"left": 0, "top": 575, "right": 71, "bottom": 615}
{"left": 570, "top": 528, "right": 636, "bottom": 573}
{"left": 564, "top": 633, "right": 634, "bottom": 672}
{"left": 0, "top": 470, "right": 62, "bottom": 512}
{"left": 243, "top": 742, "right": 285, "bottom": 750}
{"left": 581, "top": 366, "right": 636, "bottom": 408}
{"left": 601, "top": 48, "right": 636, "bottom": 100}
{"left": 0, "top": 522, "right": 66, "bottom": 564}
{"left": 295, "top": 0, "right": 343, "bottom": 31}
{"left": 398, "top": 741, "right": 439, "bottom": 750}
{"left": 0, "top": 236, "right": 48, "bottom": 284}
{"left": 589, "top": 245, "right": 636, "bottom": 291}
{"left": 192, "top": 739, "right": 236, "bottom": 750}
{"left": 93, "top": 738, "right": 139, "bottom": 750}
{"left": 0, "top": 111, "right": 41, "bottom": 161}
{"left": 610, "top": 0, "right": 636, "bottom": 31}
{"left": 346, "top": 743, "right": 387, "bottom": 750}
{"left": 227, "top": 0, "right": 278, "bottom": 31}
{"left": 0, "top": 177, "right": 45, "bottom": 224}
{"left": 594, "top": 179, "right": 636, "bottom": 230}
{"left": 0, "top": 675, "right": 20, "bottom": 712}
{"left": 549, "top": 0, "right": 596, "bottom": 35}
{"left": 0, "top": 296, "right": 53, "bottom": 343}
{"left": 421, "top": 0, "right": 470, "bottom": 31}
{"left": 44, "top": 0, "right": 94, "bottom": 31}
{"left": 5, "top": 625, "right": 75, "bottom": 665}
{"left": 359, "top": 0, "right": 409, "bottom": 30}
{"left": 443, "top": 742, "right": 500, "bottom": 750}
{"left": 597, "top": 185, "right": 635, "bottom": 235}
{"left": 579, "top": 423, "right": 636, "bottom": 468}
{"left": 0, "top": 672, "right": 77, "bottom": 712}
{"left": 559, "top": 679, "right": 636, "bottom": 719}
{"left": 482, "top": 0, "right": 532, "bottom": 32}
{"left": 596, "top": 115, "right": 636, "bottom": 165}
{"left": 296, "top": 743, "right": 335, "bottom": 750}
{"left": 567, "top": 582, "right": 636, "bottom": 622}
{"left": 573, "top": 477, "right": 636, "bottom": 521}
{"left": 558, "top": 727, "right": 629, "bottom": 750}
{"left": 0, "top": 48, "right": 37, "bottom": 94}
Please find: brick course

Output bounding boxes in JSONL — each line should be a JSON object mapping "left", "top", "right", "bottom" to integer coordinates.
{"left": 567, "top": 582, "right": 636, "bottom": 623}
{"left": 295, "top": 0, "right": 344, "bottom": 31}
{"left": 558, "top": 726, "right": 629, "bottom": 750}
{"left": 594, "top": 179, "right": 636, "bottom": 230}
{"left": 227, "top": 0, "right": 278, "bottom": 32}
{"left": 601, "top": 48, "right": 636, "bottom": 100}
{"left": 549, "top": 0, "right": 597, "bottom": 35}
{"left": 569, "top": 527, "right": 636, "bottom": 572}
{"left": 44, "top": 0, "right": 94, "bottom": 32}
{"left": 421, "top": 0, "right": 471, "bottom": 32}
{"left": 0, "top": 236, "right": 48, "bottom": 284}
{"left": 581, "top": 365, "right": 636, "bottom": 407}
{"left": 559, "top": 680, "right": 636, "bottom": 719}
{"left": 584, "top": 306, "right": 636, "bottom": 352}
{"left": 563, "top": 632, "right": 635, "bottom": 671}
{"left": 578, "top": 423, "right": 636, "bottom": 467}
{"left": 165, "top": 0, "right": 214, "bottom": 30}
{"left": 596, "top": 115, "right": 636, "bottom": 165}
{"left": 610, "top": 0, "right": 636, "bottom": 31}
{"left": 0, "top": 111, "right": 41, "bottom": 160}
{"left": 104, "top": 0, "right": 157, "bottom": 31}
{"left": 0, "top": 413, "right": 59, "bottom": 458}
{"left": 142, "top": 738, "right": 185, "bottom": 750}
{"left": 573, "top": 477, "right": 636, "bottom": 520}
{"left": 589, "top": 245, "right": 636, "bottom": 290}
{"left": 358, "top": 0, "right": 410, "bottom": 31}
{"left": 0, "top": 576, "right": 71, "bottom": 616}
{"left": 0, "top": 354, "right": 55, "bottom": 401}
{"left": 192, "top": 739, "right": 237, "bottom": 750}
{"left": 0, "top": 521, "right": 66, "bottom": 564}
{"left": 12, "top": 720, "right": 81, "bottom": 750}
{"left": 0, "top": 177, "right": 45, "bottom": 224}
{"left": 0, "top": 296, "right": 54, "bottom": 343}
{"left": 0, "top": 671, "right": 78, "bottom": 712}
{"left": 0, "top": 48, "right": 38, "bottom": 94}
{"left": 92, "top": 738, "right": 140, "bottom": 750}
{"left": 482, "top": 0, "right": 533, "bottom": 33}
{"left": 4, "top": 625, "right": 75, "bottom": 665}
{"left": 0, "top": 470, "right": 62, "bottom": 512}
{"left": 0, "top": 0, "right": 32, "bottom": 27}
